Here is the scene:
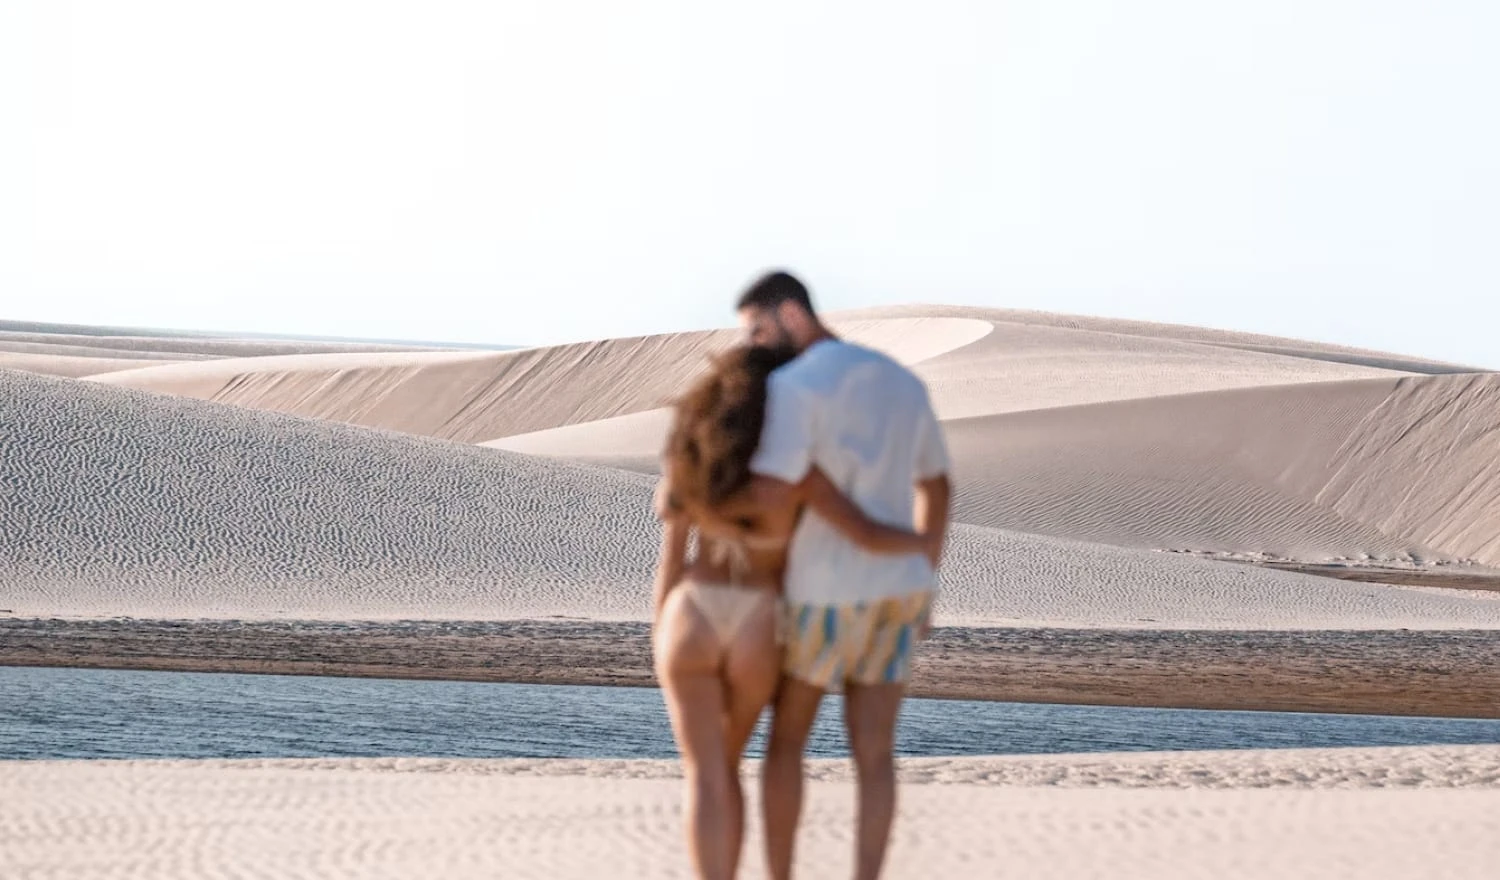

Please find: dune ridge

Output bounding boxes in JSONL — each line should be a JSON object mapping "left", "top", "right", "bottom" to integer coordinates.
{"left": 834, "top": 304, "right": 1478, "bottom": 374}
{"left": 87, "top": 317, "right": 993, "bottom": 441}
{"left": 0, "top": 319, "right": 458, "bottom": 381}
{"left": 0, "top": 351, "right": 193, "bottom": 379}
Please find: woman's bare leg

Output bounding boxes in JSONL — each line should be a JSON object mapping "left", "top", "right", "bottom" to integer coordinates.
{"left": 720, "top": 601, "right": 783, "bottom": 876}
{"left": 657, "top": 594, "right": 736, "bottom": 879}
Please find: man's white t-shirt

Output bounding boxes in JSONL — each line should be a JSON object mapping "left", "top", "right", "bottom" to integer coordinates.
{"left": 750, "top": 338, "right": 950, "bottom": 606}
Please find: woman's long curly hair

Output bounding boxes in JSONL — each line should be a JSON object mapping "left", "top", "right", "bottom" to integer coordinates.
{"left": 662, "top": 344, "right": 796, "bottom": 514}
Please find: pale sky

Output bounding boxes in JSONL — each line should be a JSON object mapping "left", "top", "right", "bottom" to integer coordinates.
{"left": 3, "top": 1, "right": 1497, "bottom": 366}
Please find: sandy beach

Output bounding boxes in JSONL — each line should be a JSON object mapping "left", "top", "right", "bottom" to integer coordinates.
{"left": 4, "top": 747, "right": 1498, "bottom": 879}
{"left": 4, "top": 309, "right": 1499, "bottom": 878}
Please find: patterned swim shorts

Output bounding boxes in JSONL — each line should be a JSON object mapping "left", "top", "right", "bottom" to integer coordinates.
{"left": 780, "top": 591, "right": 933, "bottom": 692}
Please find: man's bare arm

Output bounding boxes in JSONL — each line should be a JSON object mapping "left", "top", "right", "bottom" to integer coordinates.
{"left": 913, "top": 473, "right": 951, "bottom": 641}
{"left": 799, "top": 468, "right": 929, "bottom": 555}
{"left": 913, "top": 474, "right": 951, "bottom": 568}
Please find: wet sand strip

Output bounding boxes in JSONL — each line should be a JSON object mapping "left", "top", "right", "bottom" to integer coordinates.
{"left": 0, "top": 618, "right": 1495, "bottom": 719}
{"left": 1183, "top": 558, "right": 1500, "bottom": 594}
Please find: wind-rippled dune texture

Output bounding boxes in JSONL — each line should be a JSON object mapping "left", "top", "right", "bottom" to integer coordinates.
{"left": 0, "top": 370, "right": 660, "bottom": 619}
{"left": 948, "top": 373, "right": 1500, "bottom": 565}
{"left": 3, "top": 747, "right": 1498, "bottom": 879}
{"left": 4, "top": 368, "right": 1500, "bottom": 627}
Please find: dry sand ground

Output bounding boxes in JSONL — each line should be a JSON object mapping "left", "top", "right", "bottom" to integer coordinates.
{"left": 3, "top": 747, "right": 1498, "bottom": 879}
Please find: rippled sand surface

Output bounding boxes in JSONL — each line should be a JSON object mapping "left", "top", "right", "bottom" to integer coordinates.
{"left": 4, "top": 747, "right": 1498, "bottom": 879}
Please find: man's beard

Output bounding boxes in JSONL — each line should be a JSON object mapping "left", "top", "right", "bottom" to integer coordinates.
{"left": 757, "top": 340, "right": 798, "bottom": 369}
{"left": 757, "top": 330, "right": 799, "bottom": 365}
{"left": 763, "top": 318, "right": 799, "bottom": 360}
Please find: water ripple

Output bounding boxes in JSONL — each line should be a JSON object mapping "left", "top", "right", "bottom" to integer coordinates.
{"left": 2, "top": 667, "right": 1498, "bottom": 761}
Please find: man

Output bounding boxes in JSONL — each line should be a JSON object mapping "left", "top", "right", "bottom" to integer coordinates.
{"left": 737, "top": 270, "right": 952, "bottom": 880}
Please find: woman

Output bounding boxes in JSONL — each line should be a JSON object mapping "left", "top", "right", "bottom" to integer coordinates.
{"left": 652, "top": 344, "right": 933, "bottom": 879}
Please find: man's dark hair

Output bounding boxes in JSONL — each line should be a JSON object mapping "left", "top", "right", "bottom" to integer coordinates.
{"left": 735, "top": 270, "right": 815, "bottom": 315}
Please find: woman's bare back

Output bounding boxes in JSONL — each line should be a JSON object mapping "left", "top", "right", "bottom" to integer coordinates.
{"left": 682, "top": 494, "right": 797, "bottom": 591}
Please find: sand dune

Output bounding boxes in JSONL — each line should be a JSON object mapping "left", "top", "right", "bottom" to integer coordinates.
{"left": 488, "top": 306, "right": 1423, "bottom": 459}
{"left": 81, "top": 305, "right": 1458, "bottom": 445}
{"left": 0, "top": 351, "right": 193, "bottom": 379}
{"left": 89, "top": 317, "right": 993, "bottom": 442}
{"left": 0, "top": 333, "right": 442, "bottom": 363}
{"left": 4, "top": 368, "right": 1499, "bottom": 627}
{"left": 87, "top": 335, "right": 732, "bottom": 440}
{"left": 482, "top": 306, "right": 1437, "bottom": 455}
{"left": 890, "top": 310, "right": 1418, "bottom": 421}
{"left": 0, "top": 369, "right": 660, "bottom": 621}
{"left": 0, "top": 321, "right": 460, "bottom": 383}
{"left": 946, "top": 372, "right": 1500, "bottom": 565}
{"left": 88, "top": 349, "right": 503, "bottom": 414}
{"left": 835, "top": 304, "right": 1477, "bottom": 374}
{"left": 485, "top": 308, "right": 1500, "bottom": 574}
{"left": 5, "top": 306, "right": 1500, "bottom": 627}
{"left": 4, "top": 747, "right": 1498, "bottom": 879}
{"left": 483, "top": 406, "right": 676, "bottom": 460}
{"left": 0, "top": 338, "right": 211, "bottom": 362}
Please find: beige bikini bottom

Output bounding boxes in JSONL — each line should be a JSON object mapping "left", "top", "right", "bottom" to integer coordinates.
{"left": 673, "top": 582, "right": 779, "bottom": 647}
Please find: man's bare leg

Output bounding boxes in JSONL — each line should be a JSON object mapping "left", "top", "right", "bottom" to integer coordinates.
{"left": 761, "top": 677, "right": 824, "bottom": 880}
{"left": 844, "top": 682, "right": 905, "bottom": 880}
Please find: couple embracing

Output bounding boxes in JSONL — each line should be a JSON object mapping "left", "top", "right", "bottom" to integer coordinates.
{"left": 652, "top": 270, "right": 952, "bottom": 879}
